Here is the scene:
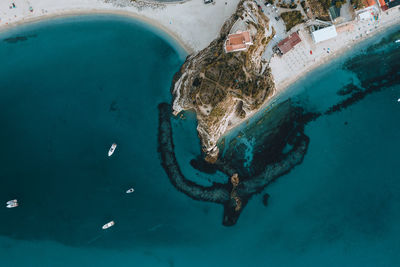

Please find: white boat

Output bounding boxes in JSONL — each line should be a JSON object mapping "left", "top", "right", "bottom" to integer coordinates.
{"left": 6, "top": 199, "right": 17, "bottom": 205}
{"left": 397, "top": 98, "right": 400, "bottom": 102}
{"left": 108, "top": 143, "right": 117, "bottom": 157}
{"left": 102, "top": 221, "right": 115, "bottom": 230}
{"left": 395, "top": 39, "right": 400, "bottom": 43}
{"left": 126, "top": 188, "right": 134, "bottom": 194}
{"left": 6, "top": 202, "right": 18, "bottom": 208}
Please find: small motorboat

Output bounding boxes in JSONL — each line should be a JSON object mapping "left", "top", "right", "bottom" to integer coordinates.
{"left": 108, "top": 143, "right": 117, "bottom": 157}
{"left": 126, "top": 188, "right": 134, "bottom": 194}
{"left": 6, "top": 199, "right": 17, "bottom": 205}
{"left": 395, "top": 39, "right": 400, "bottom": 43}
{"left": 102, "top": 221, "right": 115, "bottom": 230}
{"left": 7, "top": 202, "right": 18, "bottom": 208}
{"left": 397, "top": 98, "right": 400, "bottom": 102}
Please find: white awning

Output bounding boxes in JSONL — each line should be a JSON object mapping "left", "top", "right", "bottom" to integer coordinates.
{"left": 311, "top": 25, "right": 338, "bottom": 43}
{"left": 359, "top": 11, "right": 373, "bottom": 20}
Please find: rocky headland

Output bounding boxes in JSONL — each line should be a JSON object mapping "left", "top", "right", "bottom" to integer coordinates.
{"left": 171, "top": 0, "right": 275, "bottom": 162}
{"left": 159, "top": 1, "right": 400, "bottom": 226}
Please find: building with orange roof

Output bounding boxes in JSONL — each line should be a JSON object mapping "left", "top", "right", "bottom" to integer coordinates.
{"left": 277, "top": 32, "right": 302, "bottom": 55}
{"left": 224, "top": 31, "right": 253, "bottom": 53}
{"left": 378, "top": 0, "right": 388, "bottom": 10}
{"left": 365, "top": 0, "right": 376, "bottom": 6}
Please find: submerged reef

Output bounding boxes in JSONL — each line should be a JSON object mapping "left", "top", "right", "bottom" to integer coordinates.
{"left": 158, "top": 101, "right": 314, "bottom": 226}
{"left": 159, "top": 24, "right": 400, "bottom": 227}
{"left": 3, "top": 34, "right": 37, "bottom": 44}
{"left": 327, "top": 34, "right": 400, "bottom": 115}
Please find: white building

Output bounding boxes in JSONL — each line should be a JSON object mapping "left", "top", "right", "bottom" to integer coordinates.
{"left": 311, "top": 25, "right": 338, "bottom": 44}
{"left": 358, "top": 11, "right": 373, "bottom": 20}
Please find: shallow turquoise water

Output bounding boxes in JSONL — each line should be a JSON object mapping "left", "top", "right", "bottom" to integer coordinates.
{"left": 0, "top": 15, "right": 400, "bottom": 266}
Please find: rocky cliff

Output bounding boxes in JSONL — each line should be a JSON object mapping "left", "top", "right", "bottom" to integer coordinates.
{"left": 171, "top": 0, "right": 275, "bottom": 162}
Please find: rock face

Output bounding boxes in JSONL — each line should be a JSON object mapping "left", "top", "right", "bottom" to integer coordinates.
{"left": 171, "top": 0, "right": 275, "bottom": 162}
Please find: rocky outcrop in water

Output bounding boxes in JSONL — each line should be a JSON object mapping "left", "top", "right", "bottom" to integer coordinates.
{"left": 171, "top": 0, "right": 275, "bottom": 162}
{"left": 158, "top": 101, "right": 311, "bottom": 226}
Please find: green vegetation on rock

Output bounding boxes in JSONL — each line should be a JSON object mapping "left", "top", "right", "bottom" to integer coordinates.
{"left": 281, "top": 11, "right": 305, "bottom": 31}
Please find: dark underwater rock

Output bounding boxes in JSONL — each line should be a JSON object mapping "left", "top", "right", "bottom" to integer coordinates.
{"left": 337, "top": 83, "right": 362, "bottom": 96}
{"left": 3, "top": 34, "right": 37, "bottom": 43}
{"left": 190, "top": 156, "right": 218, "bottom": 174}
{"left": 262, "top": 193, "right": 270, "bottom": 207}
{"left": 158, "top": 101, "right": 310, "bottom": 226}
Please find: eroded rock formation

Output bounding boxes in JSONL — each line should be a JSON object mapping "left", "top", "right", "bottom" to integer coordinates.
{"left": 171, "top": 0, "right": 275, "bottom": 162}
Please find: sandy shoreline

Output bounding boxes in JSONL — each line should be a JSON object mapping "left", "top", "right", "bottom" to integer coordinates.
{"left": 0, "top": 9, "right": 194, "bottom": 54}
{"left": 224, "top": 7, "right": 400, "bottom": 136}
{"left": 275, "top": 26, "right": 400, "bottom": 94}
{"left": 0, "top": 0, "right": 241, "bottom": 53}
{"left": 271, "top": 8, "right": 400, "bottom": 94}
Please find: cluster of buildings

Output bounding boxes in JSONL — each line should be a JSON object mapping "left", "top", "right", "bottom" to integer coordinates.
{"left": 308, "top": 0, "right": 399, "bottom": 45}
{"left": 378, "top": 0, "right": 400, "bottom": 10}
{"left": 224, "top": 30, "right": 304, "bottom": 56}
{"left": 222, "top": 0, "right": 399, "bottom": 55}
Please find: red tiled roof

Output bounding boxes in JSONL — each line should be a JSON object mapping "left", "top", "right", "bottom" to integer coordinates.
{"left": 242, "top": 31, "right": 251, "bottom": 43}
{"left": 366, "top": 0, "right": 376, "bottom": 6}
{"left": 277, "top": 32, "right": 302, "bottom": 54}
{"left": 378, "top": 0, "right": 388, "bottom": 9}
{"left": 225, "top": 31, "right": 252, "bottom": 52}
{"left": 225, "top": 44, "right": 247, "bottom": 52}
{"left": 229, "top": 35, "right": 246, "bottom": 46}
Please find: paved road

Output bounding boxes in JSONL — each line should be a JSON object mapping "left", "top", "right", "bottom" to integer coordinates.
{"left": 340, "top": 1, "right": 353, "bottom": 22}
{"left": 254, "top": 0, "right": 287, "bottom": 61}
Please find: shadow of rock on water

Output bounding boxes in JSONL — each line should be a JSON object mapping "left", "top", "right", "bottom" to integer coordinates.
{"left": 158, "top": 101, "right": 318, "bottom": 226}
{"left": 157, "top": 28, "right": 400, "bottom": 227}
{"left": 326, "top": 34, "right": 400, "bottom": 115}
{"left": 3, "top": 34, "right": 37, "bottom": 44}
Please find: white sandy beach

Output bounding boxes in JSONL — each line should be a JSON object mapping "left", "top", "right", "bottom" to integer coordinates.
{"left": 0, "top": 0, "right": 241, "bottom": 53}
{"left": 270, "top": 7, "right": 400, "bottom": 94}
{"left": 225, "top": 6, "right": 400, "bottom": 134}
{"left": 2, "top": 0, "right": 399, "bottom": 91}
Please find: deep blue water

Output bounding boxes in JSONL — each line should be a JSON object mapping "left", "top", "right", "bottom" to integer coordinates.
{"left": 0, "top": 15, "right": 400, "bottom": 266}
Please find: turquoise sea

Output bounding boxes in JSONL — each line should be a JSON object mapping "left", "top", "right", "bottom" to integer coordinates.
{"left": 0, "top": 15, "right": 399, "bottom": 266}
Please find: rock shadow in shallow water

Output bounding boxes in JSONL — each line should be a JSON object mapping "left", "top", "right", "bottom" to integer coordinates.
{"left": 3, "top": 34, "right": 37, "bottom": 44}
{"left": 158, "top": 102, "right": 313, "bottom": 226}
{"left": 158, "top": 29, "right": 400, "bottom": 227}
{"left": 326, "top": 42, "right": 400, "bottom": 115}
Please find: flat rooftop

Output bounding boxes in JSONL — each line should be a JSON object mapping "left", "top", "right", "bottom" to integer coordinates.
{"left": 311, "top": 25, "right": 338, "bottom": 44}
{"left": 277, "top": 32, "right": 302, "bottom": 54}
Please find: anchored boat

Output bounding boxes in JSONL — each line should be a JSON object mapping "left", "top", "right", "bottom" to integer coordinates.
{"left": 108, "top": 143, "right": 117, "bottom": 157}
{"left": 7, "top": 202, "right": 18, "bottom": 208}
{"left": 102, "top": 221, "right": 115, "bottom": 230}
{"left": 126, "top": 188, "right": 134, "bottom": 194}
{"left": 6, "top": 199, "right": 17, "bottom": 205}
